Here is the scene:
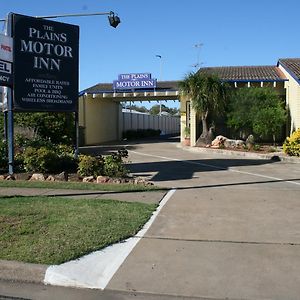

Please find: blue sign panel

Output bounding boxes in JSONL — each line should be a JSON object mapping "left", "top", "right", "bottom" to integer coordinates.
{"left": 113, "top": 73, "right": 157, "bottom": 90}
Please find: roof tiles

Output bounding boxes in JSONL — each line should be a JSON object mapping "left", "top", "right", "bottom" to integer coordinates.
{"left": 198, "top": 65, "right": 286, "bottom": 81}
{"left": 278, "top": 58, "right": 300, "bottom": 80}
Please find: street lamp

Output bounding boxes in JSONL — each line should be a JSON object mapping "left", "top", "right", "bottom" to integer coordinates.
{"left": 155, "top": 54, "right": 163, "bottom": 81}
{"left": 0, "top": 11, "right": 121, "bottom": 27}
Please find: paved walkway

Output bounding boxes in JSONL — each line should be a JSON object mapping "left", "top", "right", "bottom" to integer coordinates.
{"left": 1, "top": 138, "right": 300, "bottom": 299}
{"left": 0, "top": 187, "right": 165, "bottom": 204}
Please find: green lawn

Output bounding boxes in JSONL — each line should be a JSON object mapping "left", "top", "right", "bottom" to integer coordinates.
{"left": 0, "top": 196, "right": 157, "bottom": 265}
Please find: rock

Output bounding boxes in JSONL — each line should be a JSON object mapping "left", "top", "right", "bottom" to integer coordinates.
{"left": 235, "top": 140, "right": 245, "bottom": 148}
{"left": 134, "top": 177, "right": 147, "bottom": 185}
{"left": 146, "top": 181, "right": 154, "bottom": 185}
{"left": 82, "top": 176, "right": 94, "bottom": 182}
{"left": 211, "top": 135, "right": 226, "bottom": 148}
{"left": 46, "top": 175, "right": 55, "bottom": 181}
{"left": 14, "top": 173, "right": 31, "bottom": 181}
{"left": 271, "top": 155, "right": 281, "bottom": 162}
{"left": 30, "top": 173, "right": 45, "bottom": 181}
{"left": 54, "top": 171, "right": 68, "bottom": 181}
{"left": 224, "top": 139, "right": 245, "bottom": 148}
{"left": 68, "top": 173, "right": 81, "bottom": 182}
{"left": 112, "top": 178, "right": 121, "bottom": 184}
{"left": 211, "top": 135, "right": 245, "bottom": 149}
{"left": 5, "top": 175, "right": 15, "bottom": 180}
{"left": 96, "top": 176, "right": 109, "bottom": 183}
{"left": 246, "top": 134, "right": 255, "bottom": 150}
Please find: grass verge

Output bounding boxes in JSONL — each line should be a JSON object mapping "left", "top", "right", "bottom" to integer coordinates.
{"left": 0, "top": 196, "right": 157, "bottom": 265}
{"left": 0, "top": 180, "right": 165, "bottom": 192}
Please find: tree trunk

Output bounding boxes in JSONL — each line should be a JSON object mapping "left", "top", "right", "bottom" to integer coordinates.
{"left": 200, "top": 113, "right": 208, "bottom": 138}
{"left": 196, "top": 112, "right": 210, "bottom": 146}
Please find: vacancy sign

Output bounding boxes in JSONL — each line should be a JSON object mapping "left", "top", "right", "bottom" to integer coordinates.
{"left": 0, "top": 33, "right": 13, "bottom": 86}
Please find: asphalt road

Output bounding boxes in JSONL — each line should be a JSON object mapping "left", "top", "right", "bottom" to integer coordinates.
{"left": 1, "top": 137, "right": 300, "bottom": 300}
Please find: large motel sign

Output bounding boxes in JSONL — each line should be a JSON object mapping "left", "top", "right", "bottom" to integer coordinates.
{"left": 12, "top": 13, "right": 79, "bottom": 112}
{"left": 2, "top": 13, "right": 79, "bottom": 174}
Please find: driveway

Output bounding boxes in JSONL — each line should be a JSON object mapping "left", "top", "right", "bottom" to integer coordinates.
{"left": 104, "top": 138, "right": 300, "bottom": 300}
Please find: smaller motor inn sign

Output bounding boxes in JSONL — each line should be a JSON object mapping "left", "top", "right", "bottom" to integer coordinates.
{"left": 113, "top": 73, "right": 157, "bottom": 90}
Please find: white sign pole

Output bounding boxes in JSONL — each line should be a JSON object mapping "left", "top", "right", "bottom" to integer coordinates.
{"left": 3, "top": 14, "right": 14, "bottom": 175}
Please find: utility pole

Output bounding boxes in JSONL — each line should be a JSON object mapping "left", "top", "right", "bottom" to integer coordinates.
{"left": 155, "top": 54, "right": 163, "bottom": 116}
{"left": 191, "top": 43, "right": 203, "bottom": 70}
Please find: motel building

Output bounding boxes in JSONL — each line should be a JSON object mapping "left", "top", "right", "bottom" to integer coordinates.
{"left": 78, "top": 58, "right": 300, "bottom": 146}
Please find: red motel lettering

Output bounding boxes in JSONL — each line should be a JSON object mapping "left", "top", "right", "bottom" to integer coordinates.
{"left": 1, "top": 44, "right": 12, "bottom": 52}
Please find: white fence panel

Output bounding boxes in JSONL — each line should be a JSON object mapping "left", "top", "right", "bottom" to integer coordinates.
{"left": 123, "top": 112, "right": 180, "bottom": 134}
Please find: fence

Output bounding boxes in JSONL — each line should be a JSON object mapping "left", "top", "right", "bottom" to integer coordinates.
{"left": 122, "top": 112, "right": 180, "bottom": 135}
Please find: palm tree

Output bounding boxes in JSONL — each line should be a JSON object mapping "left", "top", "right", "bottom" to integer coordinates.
{"left": 179, "top": 72, "right": 228, "bottom": 145}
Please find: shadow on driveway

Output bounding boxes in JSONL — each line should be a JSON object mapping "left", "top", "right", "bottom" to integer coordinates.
{"left": 126, "top": 158, "right": 278, "bottom": 182}
{"left": 79, "top": 136, "right": 180, "bottom": 156}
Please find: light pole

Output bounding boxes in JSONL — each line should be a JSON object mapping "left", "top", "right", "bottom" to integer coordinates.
{"left": 0, "top": 11, "right": 121, "bottom": 27}
{"left": 155, "top": 54, "right": 163, "bottom": 116}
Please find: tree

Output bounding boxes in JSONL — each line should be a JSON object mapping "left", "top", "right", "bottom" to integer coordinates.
{"left": 149, "top": 104, "right": 159, "bottom": 115}
{"left": 179, "top": 72, "right": 228, "bottom": 145}
{"left": 14, "top": 112, "right": 75, "bottom": 145}
{"left": 227, "top": 87, "right": 286, "bottom": 143}
{"left": 149, "top": 104, "right": 165, "bottom": 115}
{"left": 124, "top": 104, "right": 149, "bottom": 113}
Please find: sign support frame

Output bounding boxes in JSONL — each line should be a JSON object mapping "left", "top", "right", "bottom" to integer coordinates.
{"left": 6, "top": 13, "right": 14, "bottom": 174}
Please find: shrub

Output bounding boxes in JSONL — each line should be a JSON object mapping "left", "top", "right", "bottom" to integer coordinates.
{"left": 184, "top": 126, "right": 190, "bottom": 138}
{"left": 0, "top": 139, "right": 7, "bottom": 169}
{"left": 103, "top": 153, "right": 128, "bottom": 178}
{"left": 15, "top": 112, "right": 75, "bottom": 145}
{"left": 15, "top": 135, "right": 53, "bottom": 150}
{"left": 55, "top": 144, "right": 77, "bottom": 172}
{"left": 283, "top": 128, "right": 300, "bottom": 156}
{"left": 78, "top": 149, "right": 129, "bottom": 178}
{"left": 122, "top": 129, "right": 161, "bottom": 140}
{"left": 78, "top": 155, "right": 103, "bottom": 177}
{"left": 14, "top": 135, "right": 77, "bottom": 173}
{"left": 227, "top": 87, "right": 286, "bottom": 142}
{"left": 23, "top": 147, "right": 59, "bottom": 172}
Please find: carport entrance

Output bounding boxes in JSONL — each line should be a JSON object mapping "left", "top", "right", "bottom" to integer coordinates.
{"left": 78, "top": 80, "right": 185, "bottom": 145}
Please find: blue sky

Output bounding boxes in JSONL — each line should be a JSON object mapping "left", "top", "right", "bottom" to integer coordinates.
{"left": 1, "top": 0, "right": 300, "bottom": 108}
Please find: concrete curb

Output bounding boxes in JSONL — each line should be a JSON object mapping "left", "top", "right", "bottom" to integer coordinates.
{"left": 0, "top": 259, "right": 48, "bottom": 284}
{"left": 177, "top": 143, "right": 300, "bottom": 163}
